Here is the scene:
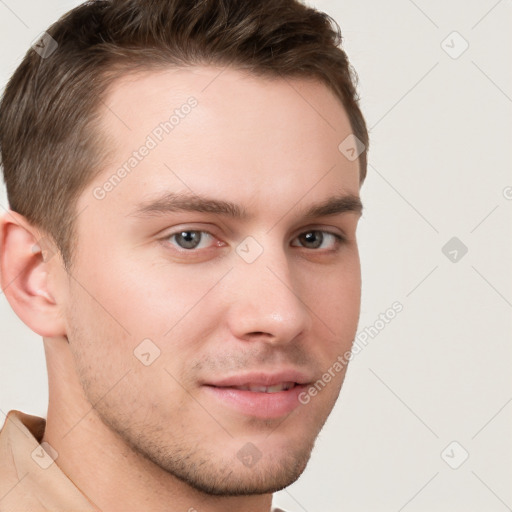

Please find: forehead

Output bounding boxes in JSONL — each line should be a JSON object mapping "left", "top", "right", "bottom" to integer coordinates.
{"left": 100, "top": 65, "right": 349, "bottom": 129}
{"left": 82, "top": 66, "right": 360, "bottom": 218}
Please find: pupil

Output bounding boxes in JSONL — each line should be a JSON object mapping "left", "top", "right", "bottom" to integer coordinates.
{"left": 178, "top": 231, "right": 199, "bottom": 249}
{"left": 303, "top": 231, "right": 322, "bottom": 248}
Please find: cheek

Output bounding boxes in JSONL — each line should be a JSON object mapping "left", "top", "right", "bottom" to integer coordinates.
{"left": 62, "top": 256, "right": 147, "bottom": 401}
{"left": 66, "top": 303, "right": 139, "bottom": 401}
{"left": 96, "top": 250, "right": 227, "bottom": 333}
{"left": 64, "top": 282, "right": 180, "bottom": 417}
{"left": 310, "top": 255, "right": 361, "bottom": 330}
{"left": 64, "top": 251, "right": 225, "bottom": 389}
{"left": 308, "top": 261, "right": 361, "bottom": 372}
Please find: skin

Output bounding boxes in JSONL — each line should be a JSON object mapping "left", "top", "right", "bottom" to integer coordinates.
{"left": 0, "top": 66, "right": 362, "bottom": 512}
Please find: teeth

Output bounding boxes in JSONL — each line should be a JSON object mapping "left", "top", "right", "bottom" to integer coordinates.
{"left": 233, "top": 382, "right": 295, "bottom": 393}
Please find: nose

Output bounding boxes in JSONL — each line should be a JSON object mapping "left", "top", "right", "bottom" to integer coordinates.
{"left": 225, "top": 242, "right": 313, "bottom": 346}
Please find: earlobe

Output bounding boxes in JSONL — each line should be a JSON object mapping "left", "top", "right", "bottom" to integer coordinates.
{"left": 0, "top": 210, "right": 67, "bottom": 338}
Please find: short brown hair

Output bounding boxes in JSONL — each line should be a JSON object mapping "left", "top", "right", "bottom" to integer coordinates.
{"left": 0, "top": 0, "right": 368, "bottom": 270}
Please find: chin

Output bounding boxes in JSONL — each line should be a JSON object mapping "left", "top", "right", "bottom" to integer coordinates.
{"left": 117, "top": 421, "right": 317, "bottom": 497}
{"left": 165, "top": 443, "right": 314, "bottom": 496}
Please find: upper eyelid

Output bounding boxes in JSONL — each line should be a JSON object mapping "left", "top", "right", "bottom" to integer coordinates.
{"left": 164, "top": 226, "right": 344, "bottom": 238}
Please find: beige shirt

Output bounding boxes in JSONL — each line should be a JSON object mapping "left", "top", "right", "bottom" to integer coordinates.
{"left": 0, "top": 410, "right": 288, "bottom": 512}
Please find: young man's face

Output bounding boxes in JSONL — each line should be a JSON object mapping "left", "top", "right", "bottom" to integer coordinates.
{"left": 55, "top": 66, "right": 362, "bottom": 494}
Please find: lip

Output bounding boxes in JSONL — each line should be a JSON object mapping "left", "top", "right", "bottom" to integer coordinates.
{"left": 202, "top": 370, "right": 314, "bottom": 419}
{"left": 204, "top": 370, "right": 313, "bottom": 388}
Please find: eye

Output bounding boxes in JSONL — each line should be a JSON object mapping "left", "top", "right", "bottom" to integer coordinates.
{"left": 291, "top": 230, "right": 345, "bottom": 251}
{"left": 162, "top": 228, "right": 345, "bottom": 253}
{"left": 165, "top": 230, "right": 217, "bottom": 251}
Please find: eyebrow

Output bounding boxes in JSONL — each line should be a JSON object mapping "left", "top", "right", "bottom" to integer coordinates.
{"left": 129, "top": 191, "right": 363, "bottom": 220}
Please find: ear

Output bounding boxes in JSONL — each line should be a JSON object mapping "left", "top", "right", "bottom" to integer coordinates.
{"left": 0, "top": 209, "right": 66, "bottom": 337}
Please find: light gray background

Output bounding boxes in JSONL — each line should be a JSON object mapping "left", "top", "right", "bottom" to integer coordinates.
{"left": 1, "top": 1, "right": 511, "bottom": 511}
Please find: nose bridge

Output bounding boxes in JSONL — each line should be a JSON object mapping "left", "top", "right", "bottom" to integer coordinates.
{"left": 227, "top": 234, "right": 312, "bottom": 342}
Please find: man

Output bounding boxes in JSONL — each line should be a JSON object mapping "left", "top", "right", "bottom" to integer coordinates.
{"left": 0, "top": 0, "right": 368, "bottom": 510}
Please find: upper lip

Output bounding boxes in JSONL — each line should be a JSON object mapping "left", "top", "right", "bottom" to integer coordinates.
{"left": 204, "top": 370, "right": 314, "bottom": 388}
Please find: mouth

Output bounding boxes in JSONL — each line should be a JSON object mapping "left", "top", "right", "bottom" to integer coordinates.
{"left": 223, "top": 381, "right": 297, "bottom": 393}
{"left": 202, "top": 372, "right": 313, "bottom": 419}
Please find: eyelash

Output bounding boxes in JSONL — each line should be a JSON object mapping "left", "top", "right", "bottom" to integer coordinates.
{"left": 161, "top": 228, "right": 346, "bottom": 254}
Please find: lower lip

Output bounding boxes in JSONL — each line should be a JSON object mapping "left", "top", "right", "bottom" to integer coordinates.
{"left": 203, "top": 384, "right": 307, "bottom": 419}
